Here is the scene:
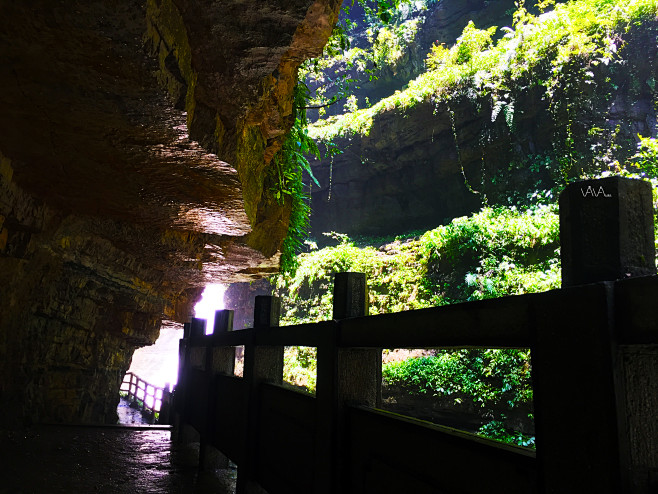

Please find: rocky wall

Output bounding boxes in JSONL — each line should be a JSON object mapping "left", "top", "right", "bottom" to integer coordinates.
{"left": 0, "top": 0, "right": 341, "bottom": 425}
{"left": 223, "top": 279, "right": 274, "bottom": 331}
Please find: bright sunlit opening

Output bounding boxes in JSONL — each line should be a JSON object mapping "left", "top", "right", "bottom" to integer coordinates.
{"left": 127, "top": 322, "right": 182, "bottom": 388}
{"left": 194, "top": 283, "right": 226, "bottom": 334}
{"left": 124, "top": 284, "right": 226, "bottom": 392}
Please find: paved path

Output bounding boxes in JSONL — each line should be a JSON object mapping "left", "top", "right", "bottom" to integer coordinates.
{"left": 0, "top": 425, "right": 236, "bottom": 494}
{"left": 117, "top": 397, "right": 151, "bottom": 425}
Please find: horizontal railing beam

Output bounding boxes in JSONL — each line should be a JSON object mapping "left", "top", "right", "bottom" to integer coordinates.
{"left": 180, "top": 276, "right": 658, "bottom": 352}
{"left": 338, "top": 291, "right": 538, "bottom": 349}
{"left": 255, "top": 321, "right": 334, "bottom": 348}
{"left": 346, "top": 405, "right": 537, "bottom": 494}
{"left": 189, "top": 328, "right": 254, "bottom": 347}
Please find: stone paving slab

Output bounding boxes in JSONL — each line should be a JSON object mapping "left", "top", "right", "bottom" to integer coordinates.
{"left": 0, "top": 425, "right": 236, "bottom": 494}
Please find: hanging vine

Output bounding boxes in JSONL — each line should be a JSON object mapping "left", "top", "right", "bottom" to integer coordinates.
{"left": 271, "top": 83, "right": 320, "bottom": 274}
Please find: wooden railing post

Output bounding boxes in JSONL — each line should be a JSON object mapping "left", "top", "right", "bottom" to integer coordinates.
{"left": 127, "top": 372, "right": 135, "bottom": 402}
{"left": 177, "top": 318, "right": 205, "bottom": 443}
{"left": 533, "top": 176, "right": 655, "bottom": 493}
{"left": 313, "top": 272, "right": 378, "bottom": 493}
{"left": 172, "top": 322, "right": 190, "bottom": 434}
{"left": 236, "top": 295, "right": 282, "bottom": 494}
{"left": 560, "top": 176, "right": 655, "bottom": 285}
{"left": 335, "top": 273, "right": 379, "bottom": 493}
{"left": 159, "top": 382, "right": 172, "bottom": 425}
{"left": 199, "top": 309, "right": 234, "bottom": 471}
{"left": 212, "top": 309, "right": 236, "bottom": 375}
{"left": 333, "top": 272, "right": 380, "bottom": 408}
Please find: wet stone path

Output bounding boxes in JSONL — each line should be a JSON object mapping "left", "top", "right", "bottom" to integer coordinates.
{"left": 0, "top": 425, "right": 236, "bottom": 494}
{"left": 117, "top": 396, "right": 151, "bottom": 425}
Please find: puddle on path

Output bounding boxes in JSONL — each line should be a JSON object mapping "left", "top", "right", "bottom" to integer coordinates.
{"left": 0, "top": 425, "right": 236, "bottom": 494}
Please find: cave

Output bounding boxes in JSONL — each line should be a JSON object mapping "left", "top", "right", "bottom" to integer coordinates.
{"left": 0, "top": 0, "right": 342, "bottom": 427}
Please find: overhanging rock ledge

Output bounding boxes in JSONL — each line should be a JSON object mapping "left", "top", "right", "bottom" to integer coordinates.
{"left": 0, "top": 0, "right": 341, "bottom": 425}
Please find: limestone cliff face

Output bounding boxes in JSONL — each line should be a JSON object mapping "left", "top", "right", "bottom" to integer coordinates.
{"left": 0, "top": 0, "right": 340, "bottom": 425}
{"left": 308, "top": 20, "right": 658, "bottom": 238}
{"left": 224, "top": 280, "right": 273, "bottom": 331}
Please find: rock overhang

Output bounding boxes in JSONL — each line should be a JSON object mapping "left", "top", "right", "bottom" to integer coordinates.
{"left": 0, "top": 0, "right": 341, "bottom": 424}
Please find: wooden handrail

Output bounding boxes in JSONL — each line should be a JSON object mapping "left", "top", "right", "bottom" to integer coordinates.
{"left": 173, "top": 277, "right": 658, "bottom": 494}
{"left": 120, "top": 371, "right": 171, "bottom": 418}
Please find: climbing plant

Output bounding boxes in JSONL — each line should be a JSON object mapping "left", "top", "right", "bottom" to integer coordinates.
{"left": 272, "top": 83, "right": 320, "bottom": 274}
{"left": 276, "top": 0, "right": 412, "bottom": 273}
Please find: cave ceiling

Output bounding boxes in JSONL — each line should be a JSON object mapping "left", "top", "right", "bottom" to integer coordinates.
{"left": 0, "top": 0, "right": 341, "bottom": 288}
{"left": 0, "top": 0, "right": 341, "bottom": 424}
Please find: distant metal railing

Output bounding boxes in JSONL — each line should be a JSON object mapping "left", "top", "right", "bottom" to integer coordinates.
{"left": 120, "top": 372, "right": 171, "bottom": 422}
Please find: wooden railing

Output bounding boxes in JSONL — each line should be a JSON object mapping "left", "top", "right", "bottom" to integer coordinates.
{"left": 171, "top": 177, "right": 658, "bottom": 493}
{"left": 120, "top": 372, "right": 172, "bottom": 423}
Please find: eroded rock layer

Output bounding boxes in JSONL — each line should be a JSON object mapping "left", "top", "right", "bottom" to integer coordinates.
{"left": 0, "top": 0, "right": 340, "bottom": 425}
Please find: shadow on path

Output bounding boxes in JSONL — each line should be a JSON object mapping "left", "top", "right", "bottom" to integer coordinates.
{"left": 0, "top": 425, "right": 236, "bottom": 494}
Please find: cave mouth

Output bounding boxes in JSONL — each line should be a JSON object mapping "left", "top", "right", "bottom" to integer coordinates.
{"left": 125, "top": 322, "right": 182, "bottom": 390}
{"left": 125, "top": 283, "right": 227, "bottom": 388}
{"left": 194, "top": 283, "right": 227, "bottom": 335}
{"left": 117, "top": 284, "right": 227, "bottom": 423}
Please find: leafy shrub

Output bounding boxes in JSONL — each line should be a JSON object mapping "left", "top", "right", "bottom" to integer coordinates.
{"left": 420, "top": 205, "right": 561, "bottom": 303}
{"left": 382, "top": 348, "right": 535, "bottom": 447}
{"left": 382, "top": 349, "right": 533, "bottom": 408}
{"left": 370, "top": 19, "right": 420, "bottom": 67}
{"left": 427, "top": 22, "right": 497, "bottom": 70}
{"left": 310, "top": 0, "right": 658, "bottom": 141}
{"left": 273, "top": 234, "right": 430, "bottom": 324}
{"left": 283, "top": 346, "right": 317, "bottom": 393}
{"left": 628, "top": 136, "right": 658, "bottom": 179}
{"left": 477, "top": 420, "right": 536, "bottom": 448}
{"left": 274, "top": 205, "right": 561, "bottom": 320}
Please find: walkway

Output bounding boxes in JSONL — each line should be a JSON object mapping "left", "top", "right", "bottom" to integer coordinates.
{"left": 0, "top": 424, "right": 236, "bottom": 493}
{"left": 117, "top": 396, "right": 152, "bottom": 425}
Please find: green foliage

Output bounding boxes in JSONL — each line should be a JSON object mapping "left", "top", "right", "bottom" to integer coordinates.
{"left": 477, "top": 420, "right": 536, "bottom": 448}
{"left": 382, "top": 349, "right": 533, "bottom": 410}
{"left": 629, "top": 135, "right": 658, "bottom": 178}
{"left": 303, "top": 0, "right": 426, "bottom": 115}
{"left": 310, "top": 0, "right": 658, "bottom": 141}
{"left": 427, "top": 21, "right": 497, "bottom": 71}
{"left": 273, "top": 233, "right": 429, "bottom": 324}
{"left": 273, "top": 83, "right": 320, "bottom": 274}
{"left": 283, "top": 346, "right": 318, "bottom": 393}
{"left": 369, "top": 19, "right": 420, "bottom": 68}
{"left": 274, "top": 205, "right": 561, "bottom": 321}
{"left": 420, "top": 205, "right": 561, "bottom": 303}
